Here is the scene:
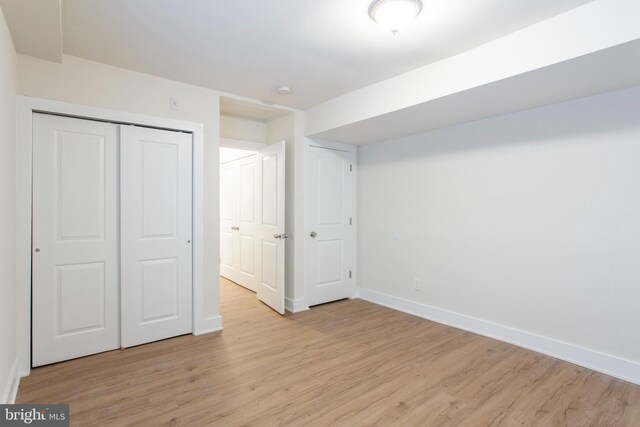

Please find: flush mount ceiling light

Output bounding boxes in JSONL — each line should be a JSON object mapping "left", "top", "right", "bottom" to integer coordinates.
{"left": 369, "top": 0, "right": 423, "bottom": 34}
{"left": 276, "top": 85, "right": 293, "bottom": 95}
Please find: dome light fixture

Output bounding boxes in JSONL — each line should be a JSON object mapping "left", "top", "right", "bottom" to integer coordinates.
{"left": 369, "top": 0, "right": 423, "bottom": 35}
{"left": 276, "top": 85, "right": 293, "bottom": 95}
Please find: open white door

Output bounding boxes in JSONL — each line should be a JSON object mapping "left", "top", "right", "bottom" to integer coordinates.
{"left": 306, "top": 143, "right": 356, "bottom": 306}
{"left": 256, "top": 141, "right": 286, "bottom": 314}
{"left": 120, "top": 126, "right": 193, "bottom": 348}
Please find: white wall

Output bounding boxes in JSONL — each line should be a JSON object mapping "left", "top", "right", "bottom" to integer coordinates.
{"left": 17, "top": 54, "right": 221, "bottom": 320}
{"left": 0, "top": 7, "right": 17, "bottom": 403}
{"left": 358, "top": 86, "right": 640, "bottom": 367}
{"left": 221, "top": 114, "right": 267, "bottom": 144}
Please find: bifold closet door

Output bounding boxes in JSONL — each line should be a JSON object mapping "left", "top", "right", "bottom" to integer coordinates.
{"left": 32, "top": 114, "right": 120, "bottom": 367}
{"left": 220, "top": 154, "right": 259, "bottom": 291}
{"left": 120, "top": 126, "right": 193, "bottom": 348}
{"left": 220, "top": 161, "right": 240, "bottom": 284}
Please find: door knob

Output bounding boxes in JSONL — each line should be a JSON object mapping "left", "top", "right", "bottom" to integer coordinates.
{"left": 310, "top": 231, "right": 317, "bottom": 238}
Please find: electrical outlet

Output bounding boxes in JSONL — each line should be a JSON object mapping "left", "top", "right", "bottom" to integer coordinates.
{"left": 413, "top": 278, "right": 421, "bottom": 291}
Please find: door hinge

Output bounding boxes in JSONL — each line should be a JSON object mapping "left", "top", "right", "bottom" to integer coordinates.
{"left": 349, "top": 270, "right": 352, "bottom": 279}
{"left": 349, "top": 217, "right": 352, "bottom": 226}
{"left": 350, "top": 164, "right": 353, "bottom": 172}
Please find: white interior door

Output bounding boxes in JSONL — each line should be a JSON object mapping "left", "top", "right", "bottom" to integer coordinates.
{"left": 220, "top": 154, "right": 259, "bottom": 291}
{"left": 236, "top": 155, "right": 259, "bottom": 290}
{"left": 220, "top": 161, "right": 240, "bottom": 284}
{"left": 32, "top": 114, "right": 119, "bottom": 367}
{"left": 120, "top": 126, "right": 193, "bottom": 348}
{"left": 306, "top": 144, "right": 356, "bottom": 306}
{"left": 256, "top": 142, "right": 286, "bottom": 314}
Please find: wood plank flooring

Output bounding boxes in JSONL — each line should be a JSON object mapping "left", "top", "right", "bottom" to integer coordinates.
{"left": 17, "top": 277, "right": 640, "bottom": 426}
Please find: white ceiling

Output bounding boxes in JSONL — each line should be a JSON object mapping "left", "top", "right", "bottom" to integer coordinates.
{"left": 49, "top": 0, "right": 595, "bottom": 109}
{"left": 0, "top": 0, "right": 62, "bottom": 63}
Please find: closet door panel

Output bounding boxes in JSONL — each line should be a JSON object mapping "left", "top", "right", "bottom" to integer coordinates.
{"left": 237, "top": 156, "right": 258, "bottom": 289}
{"left": 220, "top": 162, "right": 240, "bottom": 283}
{"left": 32, "top": 114, "right": 119, "bottom": 367}
{"left": 220, "top": 154, "right": 258, "bottom": 291}
{"left": 120, "top": 126, "right": 193, "bottom": 348}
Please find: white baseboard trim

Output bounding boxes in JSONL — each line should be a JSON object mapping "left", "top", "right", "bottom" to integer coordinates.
{"left": 194, "top": 315, "right": 223, "bottom": 336}
{"left": 2, "top": 359, "right": 21, "bottom": 404}
{"left": 358, "top": 288, "right": 640, "bottom": 386}
{"left": 285, "top": 297, "right": 309, "bottom": 313}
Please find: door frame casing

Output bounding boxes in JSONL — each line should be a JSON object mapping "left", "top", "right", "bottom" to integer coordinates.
{"left": 303, "top": 139, "right": 357, "bottom": 306}
{"left": 16, "top": 96, "right": 208, "bottom": 377}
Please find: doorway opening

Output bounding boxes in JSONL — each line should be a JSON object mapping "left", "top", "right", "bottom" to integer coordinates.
{"left": 219, "top": 97, "right": 293, "bottom": 315}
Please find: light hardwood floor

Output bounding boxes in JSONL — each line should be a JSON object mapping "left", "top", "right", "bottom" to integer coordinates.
{"left": 18, "top": 277, "right": 640, "bottom": 426}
